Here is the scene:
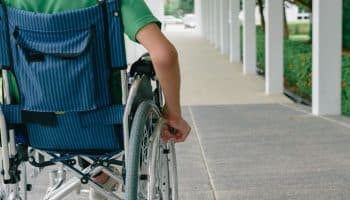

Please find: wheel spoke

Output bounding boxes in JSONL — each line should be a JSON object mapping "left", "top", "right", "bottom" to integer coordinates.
{"left": 127, "top": 101, "right": 176, "bottom": 200}
{"left": 137, "top": 112, "right": 163, "bottom": 200}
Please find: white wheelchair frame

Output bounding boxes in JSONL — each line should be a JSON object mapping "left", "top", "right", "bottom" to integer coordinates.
{"left": 0, "top": 55, "right": 179, "bottom": 200}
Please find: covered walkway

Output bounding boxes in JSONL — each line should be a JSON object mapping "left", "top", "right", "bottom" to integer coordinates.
{"left": 26, "top": 26, "right": 350, "bottom": 200}
{"left": 169, "top": 26, "right": 350, "bottom": 200}
{"left": 166, "top": 26, "right": 289, "bottom": 106}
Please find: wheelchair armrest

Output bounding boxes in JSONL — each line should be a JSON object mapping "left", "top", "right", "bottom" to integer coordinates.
{"left": 130, "top": 53, "right": 156, "bottom": 78}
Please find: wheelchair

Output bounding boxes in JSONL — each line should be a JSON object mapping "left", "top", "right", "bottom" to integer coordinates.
{"left": 0, "top": 0, "right": 178, "bottom": 199}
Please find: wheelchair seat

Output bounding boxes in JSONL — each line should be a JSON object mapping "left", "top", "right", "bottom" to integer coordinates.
{"left": 0, "top": 1, "right": 179, "bottom": 199}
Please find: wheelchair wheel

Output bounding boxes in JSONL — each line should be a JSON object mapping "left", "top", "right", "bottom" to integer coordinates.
{"left": 158, "top": 141, "right": 178, "bottom": 200}
{"left": 166, "top": 142, "right": 179, "bottom": 200}
{"left": 126, "top": 100, "right": 177, "bottom": 200}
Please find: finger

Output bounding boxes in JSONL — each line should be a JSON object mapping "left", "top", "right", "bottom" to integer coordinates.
{"left": 174, "top": 126, "right": 191, "bottom": 140}
{"left": 161, "top": 131, "right": 172, "bottom": 142}
{"left": 163, "top": 122, "right": 178, "bottom": 135}
{"left": 174, "top": 132, "right": 190, "bottom": 143}
{"left": 161, "top": 130, "right": 177, "bottom": 142}
{"left": 168, "top": 127, "right": 178, "bottom": 135}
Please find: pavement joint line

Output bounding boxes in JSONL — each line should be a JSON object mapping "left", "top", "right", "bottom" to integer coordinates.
{"left": 279, "top": 103, "right": 350, "bottom": 128}
{"left": 188, "top": 106, "right": 217, "bottom": 200}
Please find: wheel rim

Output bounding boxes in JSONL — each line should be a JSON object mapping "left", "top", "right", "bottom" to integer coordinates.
{"left": 137, "top": 113, "right": 163, "bottom": 200}
{"left": 167, "top": 142, "right": 178, "bottom": 200}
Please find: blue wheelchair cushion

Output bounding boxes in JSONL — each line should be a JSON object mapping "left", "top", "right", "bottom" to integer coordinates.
{"left": 1, "top": 104, "right": 125, "bottom": 153}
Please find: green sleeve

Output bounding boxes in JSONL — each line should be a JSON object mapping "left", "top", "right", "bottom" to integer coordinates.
{"left": 3, "top": 0, "right": 96, "bottom": 13}
{"left": 121, "top": 0, "right": 161, "bottom": 42}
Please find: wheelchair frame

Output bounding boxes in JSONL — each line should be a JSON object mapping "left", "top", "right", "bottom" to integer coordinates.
{"left": 0, "top": 54, "right": 179, "bottom": 200}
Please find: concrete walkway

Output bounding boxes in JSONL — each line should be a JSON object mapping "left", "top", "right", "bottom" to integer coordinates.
{"left": 165, "top": 26, "right": 290, "bottom": 106}
{"left": 166, "top": 26, "right": 350, "bottom": 200}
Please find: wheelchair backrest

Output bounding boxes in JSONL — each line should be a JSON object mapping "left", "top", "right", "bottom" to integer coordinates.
{"left": 0, "top": 0, "right": 127, "bottom": 154}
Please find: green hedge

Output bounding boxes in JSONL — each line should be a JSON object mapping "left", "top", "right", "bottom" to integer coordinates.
{"left": 256, "top": 27, "right": 265, "bottom": 71}
{"left": 344, "top": 0, "right": 350, "bottom": 49}
{"left": 250, "top": 26, "right": 350, "bottom": 116}
{"left": 284, "top": 40, "right": 312, "bottom": 98}
{"left": 249, "top": 0, "right": 350, "bottom": 115}
{"left": 342, "top": 56, "right": 350, "bottom": 115}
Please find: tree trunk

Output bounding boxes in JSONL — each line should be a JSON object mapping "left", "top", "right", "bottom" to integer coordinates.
{"left": 283, "top": 3, "right": 290, "bottom": 39}
{"left": 257, "top": 0, "right": 266, "bottom": 31}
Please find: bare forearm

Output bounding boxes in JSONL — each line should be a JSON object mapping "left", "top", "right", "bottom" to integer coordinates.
{"left": 137, "top": 23, "right": 182, "bottom": 119}
{"left": 153, "top": 51, "right": 181, "bottom": 119}
{"left": 137, "top": 23, "right": 190, "bottom": 143}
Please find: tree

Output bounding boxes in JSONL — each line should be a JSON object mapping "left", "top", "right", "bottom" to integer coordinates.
{"left": 257, "top": 0, "right": 265, "bottom": 31}
{"left": 164, "top": 0, "right": 194, "bottom": 16}
{"left": 286, "top": 0, "right": 350, "bottom": 51}
{"left": 286, "top": 0, "right": 312, "bottom": 11}
{"left": 164, "top": 0, "right": 181, "bottom": 16}
{"left": 256, "top": 0, "right": 289, "bottom": 38}
{"left": 180, "top": 0, "right": 194, "bottom": 13}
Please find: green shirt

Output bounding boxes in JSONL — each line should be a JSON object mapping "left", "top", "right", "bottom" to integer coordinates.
{"left": 4, "top": 0, "right": 160, "bottom": 42}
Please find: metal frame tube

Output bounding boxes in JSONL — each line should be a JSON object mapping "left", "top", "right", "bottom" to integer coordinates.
{"left": 123, "top": 78, "right": 142, "bottom": 162}
{"left": 1, "top": 70, "right": 24, "bottom": 200}
{"left": 8, "top": 130, "right": 16, "bottom": 157}
{"left": 168, "top": 141, "right": 178, "bottom": 200}
{"left": 2, "top": 70, "right": 11, "bottom": 105}
{"left": 160, "top": 143, "right": 170, "bottom": 200}
{"left": 19, "top": 163, "right": 28, "bottom": 200}
{"left": 45, "top": 178, "right": 81, "bottom": 200}
{"left": 62, "top": 164, "right": 122, "bottom": 200}
{"left": 0, "top": 108, "right": 10, "bottom": 180}
{"left": 0, "top": 70, "right": 10, "bottom": 181}
{"left": 148, "top": 118, "right": 163, "bottom": 200}
{"left": 120, "top": 70, "right": 128, "bottom": 105}
{"left": 2, "top": 71, "right": 16, "bottom": 157}
{"left": 38, "top": 150, "right": 124, "bottom": 200}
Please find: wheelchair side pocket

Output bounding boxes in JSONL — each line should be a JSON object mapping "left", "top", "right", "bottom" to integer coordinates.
{"left": 12, "top": 27, "right": 97, "bottom": 112}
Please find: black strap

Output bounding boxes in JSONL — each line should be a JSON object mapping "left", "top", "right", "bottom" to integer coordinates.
{"left": 22, "top": 111, "right": 57, "bottom": 127}
{"left": 1, "top": 104, "right": 124, "bottom": 127}
{"left": 1, "top": 104, "right": 58, "bottom": 126}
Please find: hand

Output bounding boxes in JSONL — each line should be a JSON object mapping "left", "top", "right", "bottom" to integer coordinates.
{"left": 161, "top": 116, "right": 191, "bottom": 143}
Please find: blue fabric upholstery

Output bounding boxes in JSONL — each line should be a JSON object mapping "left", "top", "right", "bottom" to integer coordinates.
{"left": 0, "top": 0, "right": 127, "bottom": 153}
{"left": 0, "top": 4, "right": 10, "bottom": 68}
{"left": 26, "top": 115, "right": 122, "bottom": 153}
{"left": 14, "top": 27, "right": 97, "bottom": 112}
{"left": 1, "top": 104, "right": 22, "bottom": 124}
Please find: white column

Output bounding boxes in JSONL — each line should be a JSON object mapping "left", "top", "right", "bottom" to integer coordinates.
{"left": 229, "top": 0, "right": 241, "bottom": 63}
{"left": 202, "top": 0, "right": 210, "bottom": 40}
{"left": 195, "top": 0, "right": 202, "bottom": 35}
{"left": 205, "top": 0, "right": 210, "bottom": 40}
{"left": 265, "top": 0, "right": 284, "bottom": 94}
{"left": 202, "top": 0, "right": 207, "bottom": 39}
{"left": 243, "top": 0, "right": 256, "bottom": 74}
{"left": 220, "top": 0, "right": 230, "bottom": 55}
{"left": 217, "top": 1, "right": 222, "bottom": 49}
{"left": 210, "top": 0, "right": 215, "bottom": 44}
{"left": 312, "top": 0, "right": 342, "bottom": 115}
{"left": 214, "top": 1, "right": 220, "bottom": 48}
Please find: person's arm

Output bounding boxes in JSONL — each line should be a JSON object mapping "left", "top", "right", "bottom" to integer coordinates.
{"left": 136, "top": 23, "right": 191, "bottom": 142}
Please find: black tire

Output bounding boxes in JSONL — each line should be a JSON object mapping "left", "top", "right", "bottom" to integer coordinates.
{"left": 126, "top": 100, "right": 162, "bottom": 200}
